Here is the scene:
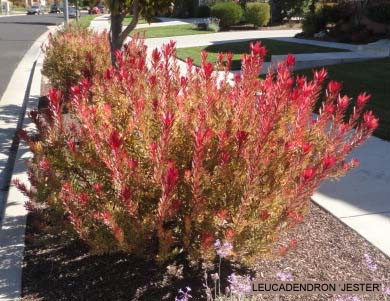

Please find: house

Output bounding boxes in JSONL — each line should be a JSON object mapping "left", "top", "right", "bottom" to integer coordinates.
{"left": 0, "top": 0, "right": 12, "bottom": 13}
{"left": 25, "top": 0, "right": 46, "bottom": 7}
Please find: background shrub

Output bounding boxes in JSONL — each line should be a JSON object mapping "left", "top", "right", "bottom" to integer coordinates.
{"left": 42, "top": 27, "right": 110, "bottom": 99}
{"left": 319, "top": 4, "right": 343, "bottom": 24}
{"left": 302, "top": 11, "right": 327, "bottom": 36}
{"left": 245, "top": 2, "right": 270, "bottom": 27}
{"left": 197, "top": 18, "right": 220, "bottom": 32}
{"left": 18, "top": 29, "right": 377, "bottom": 265}
{"left": 211, "top": 1, "right": 243, "bottom": 29}
{"left": 196, "top": 4, "right": 211, "bottom": 18}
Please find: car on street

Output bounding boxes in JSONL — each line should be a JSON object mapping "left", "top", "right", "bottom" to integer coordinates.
{"left": 89, "top": 6, "right": 100, "bottom": 14}
{"left": 97, "top": 4, "right": 106, "bottom": 13}
{"left": 27, "top": 5, "right": 44, "bottom": 15}
{"left": 49, "top": 4, "right": 61, "bottom": 13}
{"left": 68, "top": 6, "right": 80, "bottom": 18}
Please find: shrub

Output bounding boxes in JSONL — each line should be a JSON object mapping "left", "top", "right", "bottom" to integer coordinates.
{"left": 245, "top": 2, "right": 270, "bottom": 27}
{"left": 196, "top": 4, "right": 211, "bottom": 18}
{"left": 366, "top": 2, "right": 390, "bottom": 24}
{"left": 303, "top": 4, "right": 355, "bottom": 37}
{"left": 211, "top": 1, "right": 243, "bottom": 29}
{"left": 17, "top": 31, "right": 377, "bottom": 264}
{"left": 270, "top": 0, "right": 311, "bottom": 23}
{"left": 302, "top": 11, "right": 327, "bottom": 36}
{"left": 41, "top": 27, "right": 110, "bottom": 100}
{"left": 319, "top": 5, "right": 342, "bottom": 23}
{"left": 197, "top": 17, "right": 220, "bottom": 32}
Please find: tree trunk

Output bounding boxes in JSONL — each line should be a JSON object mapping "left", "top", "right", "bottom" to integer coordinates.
{"left": 110, "top": 13, "right": 124, "bottom": 65}
{"left": 109, "top": 0, "right": 139, "bottom": 66}
{"left": 309, "top": 0, "right": 316, "bottom": 14}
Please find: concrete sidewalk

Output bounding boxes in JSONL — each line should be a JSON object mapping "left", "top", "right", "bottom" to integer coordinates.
{"left": 89, "top": 15, "right": 205, "bottom": 31}
{"left": 0, "top": 27, "right": 54, "bottom": 300}
{"left": 313, "top": 136, "right": 390, "bottom": 257}
{"left": 135, "top": 17, "right": 204, "bottom": 29}
{"left": 142, "top": 29, "right": 301, "bottom": 49}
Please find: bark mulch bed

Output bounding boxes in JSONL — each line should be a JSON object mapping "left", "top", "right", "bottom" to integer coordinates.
{"left": 21, "top": 202, "right": 390, "bottom": 301}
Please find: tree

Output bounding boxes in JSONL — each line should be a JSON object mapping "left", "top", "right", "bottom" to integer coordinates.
{"left": 105, "top": 0, "right": 171, "bottom": 64}
{"left": 270, "top": 0, "right": 311, "bottom": 23}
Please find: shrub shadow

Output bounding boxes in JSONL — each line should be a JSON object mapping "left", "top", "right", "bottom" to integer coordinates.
{"left": 22, "top": 214, "right": 253, "bottom": 300}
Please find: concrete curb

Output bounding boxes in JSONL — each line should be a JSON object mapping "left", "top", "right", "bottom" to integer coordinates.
{"left": 0, "top": 27, "right": 53, "bottom": 300}
{"left": 0, "top": 14, "right": 26, "bottom": 18}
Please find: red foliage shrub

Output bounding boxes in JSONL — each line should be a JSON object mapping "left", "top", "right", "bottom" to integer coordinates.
{"left": 17, "top": 32, "right": 377, "bottom": 263}
{"left": 41, "top": 27, "right": 110, "bottom": 101}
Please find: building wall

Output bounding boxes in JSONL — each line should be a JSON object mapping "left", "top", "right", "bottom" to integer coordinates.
{"left": 26, "top": 0, "right": 46, "bottom": 7}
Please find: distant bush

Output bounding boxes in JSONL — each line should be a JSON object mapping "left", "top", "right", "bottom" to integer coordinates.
{"left": 245, "top": 2, "right": 270, "bottom": 27}
{"left": 302, "top": 2, "right": 358, "bottom": 37}
{"left": 366, "top": 2, "right": 390, "bottom": 24}
{"left": 42, "top": 27, "right": 110, "bottom": 101}
{"left": 196, "top": 4, "right": 211, "bottom": 18}
{"left": 197, "top": 18, "right": 220, "bottom": 32}
{"left": 211, "top": 1, "right": 243, "bottom": 28}
{"left": 17, "top": 30, "right": 377, "bottom": 264}
{"left": 302, "top": 11, "right": 327, "bottom": 36}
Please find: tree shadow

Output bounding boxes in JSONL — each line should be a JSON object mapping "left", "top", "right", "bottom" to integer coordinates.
{"left": 0, "top": 103, "right": 26, "bottom": 190}
{"left": 0, "top": 96, "right": 37, "bottom": 224}
{"left": 0, "top": 214, "right": 27, "bottom": 299}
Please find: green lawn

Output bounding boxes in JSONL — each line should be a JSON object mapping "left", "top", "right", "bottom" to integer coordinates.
{"left": 176, "top": 39, "right": 346, "bottom": 70}
{"left": 130, "top": 24, "right": 215, "bottom": 38}
{"left": 73, "top": 14, "right": 99, "bottom": 28}
{"left": 13, "top": 7, "right": 26, "bottom": 12}
{"left": 297, "top": 58, "right": 390, "bottom": 141}
{"left": 123, "top": 16, "right": 157, "bottom": 25}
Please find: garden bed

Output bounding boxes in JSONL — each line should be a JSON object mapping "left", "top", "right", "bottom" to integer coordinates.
{"left": 294, "top": 33, "right": 389, "bottom": 45}
{"left": 176, "top": 39, "right": 346, "bottom": 70}
{"left": 229, "top": 21, "right": 301, "bottom": 31}
{"left": 21, "top": 202, "right": 390, "bottom": 300}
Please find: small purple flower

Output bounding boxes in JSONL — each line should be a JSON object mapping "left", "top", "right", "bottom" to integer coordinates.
{"left": 276, "top": 272, "right": 293, "bottom": 281}
{"left": 363, "top": 253, "right": 377, "bottom": 271}
{"left": 211, "top": 273, "right": 219, "bottom": 281}
{"left": 214, "top": 239, "right": 233, "bottom": 258}
{"left": 227, "top": 273, "right": 252, "bottom": 297}
{"left": 175, "top": 287, "right": 192, "bottom": 301}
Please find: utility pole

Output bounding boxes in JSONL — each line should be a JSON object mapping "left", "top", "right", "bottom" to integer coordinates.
{"left": 75, "top": 0, "right": 79, "bottom": 21}
{"left": 64, "top": 0, "right": 69, "bottom": 27}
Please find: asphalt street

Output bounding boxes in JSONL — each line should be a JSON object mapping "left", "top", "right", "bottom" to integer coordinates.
{"left": 0, "top": 14, "right": 64, "bottom": 99}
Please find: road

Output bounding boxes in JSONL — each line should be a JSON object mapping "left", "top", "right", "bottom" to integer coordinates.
{"left": 0, "top": 13, "right": 66, "bottom": 224}
{"left": 0, "top": 14, "right": 64, "bottom": 99}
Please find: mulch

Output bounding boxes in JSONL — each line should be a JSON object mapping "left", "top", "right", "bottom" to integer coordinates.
{"left": 21, "top": 201, "right": 390, "bottom": 301}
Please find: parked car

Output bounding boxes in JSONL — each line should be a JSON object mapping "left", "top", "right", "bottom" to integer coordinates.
{"left": 68, "top": 6, "right": 80, "bottom": 18}
{"left": 89, "top": 6, "right": 100, "bottom": 14}
{"left": 27, "top": 5, "right": 43, "bottom": 15}
{"left": 97, "top": 4, "right": 105, "bottom": 13}
{"left": 49, "top": 4, "right": 61, "bottom": 13}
